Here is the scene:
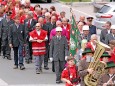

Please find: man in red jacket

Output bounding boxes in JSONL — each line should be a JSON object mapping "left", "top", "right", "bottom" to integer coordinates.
{"left": 29, "top": 23, "right": 47, "bottom": 74}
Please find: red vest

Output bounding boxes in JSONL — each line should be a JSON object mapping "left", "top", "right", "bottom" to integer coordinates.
{"left": 29, "top": 29, "right": 47, "bottom": 56}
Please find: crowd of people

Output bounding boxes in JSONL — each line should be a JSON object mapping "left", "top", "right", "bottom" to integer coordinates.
{"left": 0, "top": 0, "right": 115, "bottom": 86}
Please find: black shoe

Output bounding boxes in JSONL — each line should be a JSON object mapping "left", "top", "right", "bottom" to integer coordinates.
{"left": 40, "top": 69, "right": 43, "bottom": 73}
{"left": 29, "top": 60, "right": 32, "bottom": 63}
{"left": 44, "top": 66, "right": 49, "bottom": 70}
{"left": 56, "top": 80, "right": 62, "bottom": 84}
{"left": 7, "top": 56, "right": 12, "bottom": 60}
{"left": 13, "top": 65, "right": 18, "bottom": 69}
{"left": 25, "top": 59, "right": 32, "bottom": 64}
{"left": 25, "top": 59, "right": 30, "bottom": 64}
{"left": 20, "top": 66, "right": 25, "bottom": 70}
{"left": 25, "top": 60, "right": 29, "bottom": 64}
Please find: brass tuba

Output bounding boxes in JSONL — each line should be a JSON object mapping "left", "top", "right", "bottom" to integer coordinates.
{"left": 84, "top": 41, "right": 110, "bottom": 86}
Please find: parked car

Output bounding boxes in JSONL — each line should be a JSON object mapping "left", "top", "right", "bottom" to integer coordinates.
{"left": 30, "top": 0, "right": 52, "bottom": 3}
{"left": 94, "top": 3, "right": 115, "bottom": 29}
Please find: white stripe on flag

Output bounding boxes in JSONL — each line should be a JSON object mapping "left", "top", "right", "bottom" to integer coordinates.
{"left": 0, "top": 78, "right": 8, "bottom": 85}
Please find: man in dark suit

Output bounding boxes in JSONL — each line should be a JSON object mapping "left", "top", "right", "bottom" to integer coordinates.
{"left": 46, "top": 16, "right": 56, "bottom": 34}
{"left": 1, "top": 12, "right": 14, "bottom": 59}
{"left": 105, "top": 25, "right": 115, "bottom": 45}
{"left": 97, "top": 61, "right": 115, "bottom": 86}
{"left": 0, "top": 10, "right": 3, "bottom": 56}
{"left": 86, "top": 17, "right": 97, "bottom": 35}
{"left": 50, "top": 27, "right": 68, "bottom": 83}
{"left": 0, "top": 21, "right": 2, "bottom": 56}
{"left": 24, "top": 11, "right": 37, "bottom": 64}
{"left": 8, "top": 16, "right": 25, "bottom": 70}
{"left": 100, "top": 21, "right": 111, "bottom": 43}
{"left": 46, "top": 16, "right": 56, "bottom": 71}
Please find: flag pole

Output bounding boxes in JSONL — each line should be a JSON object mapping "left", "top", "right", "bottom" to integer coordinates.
{"left": 69, "top": 0, "right": 74, "bottom": 56}
{"left": 70, "top": 0, "right": 73, "bottom": 14}
{"left": 70, "top": 0, "right": 73, "bottom": 10}
{"left": 69, "top": 0, "right": 72, "bottom": 56}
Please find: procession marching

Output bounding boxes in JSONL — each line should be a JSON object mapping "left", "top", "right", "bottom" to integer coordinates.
{"left": 0, "top": 0, "right": 115, "bottom": 86}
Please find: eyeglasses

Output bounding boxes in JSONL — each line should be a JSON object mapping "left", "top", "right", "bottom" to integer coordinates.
{"left": 57, "top": 31, "right": 62, "bottom": 32}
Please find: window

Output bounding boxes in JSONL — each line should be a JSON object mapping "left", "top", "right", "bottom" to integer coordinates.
{"left": 98, "top": 5, "right": 111, "bottom": 13}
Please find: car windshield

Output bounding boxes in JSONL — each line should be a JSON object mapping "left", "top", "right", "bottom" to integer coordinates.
{"left": 98, "top": 5, "right": 111, "bottom": 13}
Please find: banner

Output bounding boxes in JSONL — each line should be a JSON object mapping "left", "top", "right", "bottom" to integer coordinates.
{"left": 69, "top": 14, "right": 80, "bottom": 56}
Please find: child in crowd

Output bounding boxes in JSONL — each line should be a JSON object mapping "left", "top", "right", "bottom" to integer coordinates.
{"left": 61, "top": 56, "right": 80, "bottom": 86}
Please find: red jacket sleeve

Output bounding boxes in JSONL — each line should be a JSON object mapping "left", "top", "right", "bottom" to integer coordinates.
{"left": 61, "top": 68, "right": 69, "bottom": 79}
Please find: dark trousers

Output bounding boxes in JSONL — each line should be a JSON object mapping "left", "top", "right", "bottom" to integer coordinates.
{"left": 13, "top": 45, "right": 24, "bottom": 66}
{"left": 54, "top": 60, "right": 65, "bottom": 81}
{"left": 25, "top": 41, "right": 32, "bottom": 60}
{"left": 44, "top": 44, "right": 49, "bottom": 67}
{"left": 2, "top": 44, "right": 11, "bottom": 57}
{"left": 0, "top": 38, "right": 1, "bottom": 54}
{"left": 52, "top": 61, "right": 55, "bottom": 72}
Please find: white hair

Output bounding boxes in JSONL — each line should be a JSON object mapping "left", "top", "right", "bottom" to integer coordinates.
{"left": 91, "top": 34, "right": 97, "bottom": 40}
{"left": 27, "top": 11, "right": 33, "bottom": 17}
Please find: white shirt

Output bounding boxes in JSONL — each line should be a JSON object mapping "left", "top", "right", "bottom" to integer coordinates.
{"left": 37, "top": 30, "right": 41, "bottom": 36}
{"left": 57, "top": 36, "right": 61, "bottom": 39}
{"left": 0, "top": 17, "right": 3, "bottom": 21}
{"left": 108, "top": 30, "right": 111, "bottom": 34}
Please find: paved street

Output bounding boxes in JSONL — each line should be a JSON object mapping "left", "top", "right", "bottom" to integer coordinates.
{"left": 0, "top": 1, "right": 102, "bottom": 86}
